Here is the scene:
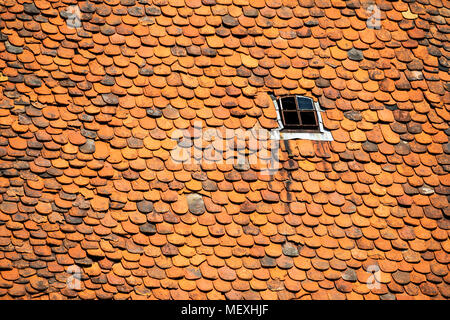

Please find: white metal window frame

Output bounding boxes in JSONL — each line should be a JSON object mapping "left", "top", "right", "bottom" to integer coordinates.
{"left": 269, "top": 95, "right": 333, "bottom": 141}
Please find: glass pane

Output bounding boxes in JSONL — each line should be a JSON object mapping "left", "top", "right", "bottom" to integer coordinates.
{"left": 283, "top": 111, "right": 300, "bottom": 126}
{"left": 300, "top": 111, "right": 318, "bottom": 126}
{"left": 296, "top": 96, "right": 314, "bottom": 110}
{"left": 281, "top": 97, "right": 297, "bottom": 110}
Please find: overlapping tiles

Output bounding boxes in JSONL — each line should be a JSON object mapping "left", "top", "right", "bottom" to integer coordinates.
{"left": 0, "top": 0, "right": 448, "bottom": 300}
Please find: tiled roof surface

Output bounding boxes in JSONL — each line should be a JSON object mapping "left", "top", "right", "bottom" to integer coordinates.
{"left": 0, "top": 0, "right": 449, "bottom": 300}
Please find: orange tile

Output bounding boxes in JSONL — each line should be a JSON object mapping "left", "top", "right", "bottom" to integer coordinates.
{"left": 0, "top": 0, "right": 447, "bottom": 301}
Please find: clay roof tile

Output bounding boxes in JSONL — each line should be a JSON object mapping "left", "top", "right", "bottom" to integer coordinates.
{"left": 0, "top": 0, "right": 447, "bottom": 301}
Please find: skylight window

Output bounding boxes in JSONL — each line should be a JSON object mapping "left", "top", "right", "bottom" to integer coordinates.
{"left": 269, "top": 94, "right": 333, "bottom": 141}
{"left": 277, "top": 96, "right": 319, "bottom": 131}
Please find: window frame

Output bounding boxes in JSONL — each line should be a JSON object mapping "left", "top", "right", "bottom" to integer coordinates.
{"left": 269, "top": 94, "right": 333, "bottom": 141}
{"left": 277, "top": 96, "right": 320, "bottom": 131}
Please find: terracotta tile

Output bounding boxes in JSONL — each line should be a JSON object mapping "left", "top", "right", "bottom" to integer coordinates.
{"left": 0, "top": 0, "right": 447, "bottom": 301}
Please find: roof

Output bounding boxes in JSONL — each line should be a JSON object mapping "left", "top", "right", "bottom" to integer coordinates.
{"left": 0, "top": 0, "right": 449, "bottom": 300}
